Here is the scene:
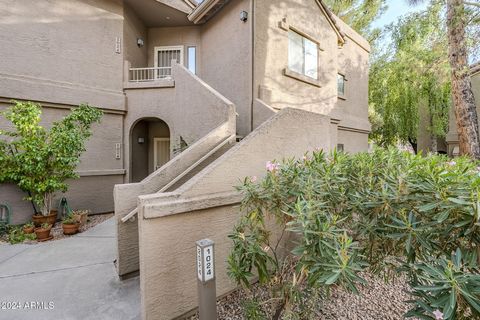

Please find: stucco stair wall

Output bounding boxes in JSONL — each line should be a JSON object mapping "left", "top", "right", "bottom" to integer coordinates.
{"left": 116, "top": 62, "right": 237, "bottom": 277}
{"left": 136, "top": 108, "right": 333, "bottom": 319}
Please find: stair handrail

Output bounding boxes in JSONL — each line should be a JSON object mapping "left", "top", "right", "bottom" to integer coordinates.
{"left": 121, "top": 133, "right": 235, "bottom": 223}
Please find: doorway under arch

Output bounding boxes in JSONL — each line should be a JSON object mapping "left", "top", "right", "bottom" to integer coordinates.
{"left": 130, "top": 118, "right": 170, "bottom": 183}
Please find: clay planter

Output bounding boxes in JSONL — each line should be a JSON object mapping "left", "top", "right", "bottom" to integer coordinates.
{"left": 22, "top": 226, "right": 34, "bottom": 234}
{"left": 62, "top": 223, "right": 79, "bottom": 235}
{"left": 73, "top": 212, "right": 88, "bottom": 228}
{"left": 34, "top": 227, "right": 52, "bottom": 242}
{"left": 32, "top": 210, "right": 57, "bottom": 227}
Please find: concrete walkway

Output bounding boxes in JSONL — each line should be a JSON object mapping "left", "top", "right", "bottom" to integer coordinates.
{"left": 0, "top": 218, "right": 140, "bottom": 320}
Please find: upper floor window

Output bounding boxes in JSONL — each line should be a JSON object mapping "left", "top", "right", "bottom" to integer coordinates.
{"left": 288, "top": 30, "right": 318, "bottom": 80}
{"left": 337, "top": 73, "right": 346, "bottom": 97}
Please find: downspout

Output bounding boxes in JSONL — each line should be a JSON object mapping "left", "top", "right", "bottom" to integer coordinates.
{"left": 250, "top": 0, "right": 255, "bottom": 133}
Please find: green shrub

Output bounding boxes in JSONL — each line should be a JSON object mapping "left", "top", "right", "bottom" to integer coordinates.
{"left": 228, "top": 148, "right": 480, "bottom": 320}
{"left": 0, "top": 101, "right": 102, "bottom": 216}
{"left": 8, "top": 227, "right": 36, "bottom": 244}
{"left": 0, "top": 222, "right": 8, "bottom": 237}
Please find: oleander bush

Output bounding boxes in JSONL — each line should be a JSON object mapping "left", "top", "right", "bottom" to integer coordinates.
{"left": 228, "top": 148, "right": 480, "bottom": 320}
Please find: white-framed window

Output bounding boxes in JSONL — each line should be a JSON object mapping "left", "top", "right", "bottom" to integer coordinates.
{"left": 154, "top": 46, "right": 184, "bottom": 78}
{"left": 337, "top": 73, "right": 346, "bottom": 97}
{"left": 187, "top": 46, "right": 197, "bottom": 75}
{"left": 288, "top": 30, "right": 318, "bottom": 80}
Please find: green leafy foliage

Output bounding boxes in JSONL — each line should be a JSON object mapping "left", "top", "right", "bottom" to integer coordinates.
{"left": 323, "top": 0, "right": 387, "bottom": 42}
{"left": 369, "top": 3, "right": 451, "bottom": 148}
{"left": 8, "top": 227, "right": 36, "bottom": 244}
{"left": 0, "top": 101, "right": 102, "bottom": 216}
{"left": 228, "top": 148, "right": 480, "bottom": 319}
{"left": 62, "top": 214, "right": 77, "bottom": 225}
{"left": 0, "top": 222, "right": 9, "bottom": 237}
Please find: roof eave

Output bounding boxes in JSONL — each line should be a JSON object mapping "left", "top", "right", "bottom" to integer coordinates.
{"left": 315, "top": 0, "right": 346, "bottom": 45}
{"left": 188, "top": 0, "right": 229, "bottom": 24}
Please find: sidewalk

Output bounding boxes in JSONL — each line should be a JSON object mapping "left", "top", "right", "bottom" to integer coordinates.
{"left": 0, "top": 218, "right": 140, "bottom": 320}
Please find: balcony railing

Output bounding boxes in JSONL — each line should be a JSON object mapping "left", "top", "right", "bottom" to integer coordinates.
{"left": 128, "top": 67, "right": 172, "bottom": 82}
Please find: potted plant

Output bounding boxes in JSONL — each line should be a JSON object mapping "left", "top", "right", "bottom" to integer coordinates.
{"left": 72, "top": 210, "right": 89, "bottom": 229}
{"left": 22, "top": 222, "right": 34, "bottom": 234}
{"left": 34, "top": 222, "right": 52, "bottom": 242}
{"left": 62, "top": 215, "right": 79, "bottom": 235}
{"left": 0, "top": 101, "right": 102, "bottom": 227}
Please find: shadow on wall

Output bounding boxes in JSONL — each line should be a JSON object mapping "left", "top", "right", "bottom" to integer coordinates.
{"left": 255, "top": 0, "right": 369, "bottom": 119}
{"left": 130, "top": 117, "right": 170, "bottom": 183}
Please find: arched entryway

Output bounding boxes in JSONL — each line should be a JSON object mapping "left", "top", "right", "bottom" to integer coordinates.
{"left": 130, "top": 118, "right": 170, "bottom": 183}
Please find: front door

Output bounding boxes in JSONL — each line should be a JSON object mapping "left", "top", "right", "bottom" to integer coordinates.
{"left": 153, "top": 138, "right": 170, "bottom": 170}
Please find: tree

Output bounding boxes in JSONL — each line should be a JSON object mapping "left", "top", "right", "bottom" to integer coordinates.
{"left": 0, "top": 101, "right": 103, "bottom": 216}
{"left": 407, "top": 0, "right": 480, "bottom": 158}
{"left": 324, "top": 0, "right": 388, "bottom": 42}
{"left": 369, "top": 4, "right": 451, "bottom": 150}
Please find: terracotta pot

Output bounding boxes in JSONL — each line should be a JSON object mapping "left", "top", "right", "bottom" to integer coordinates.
{"left": 32, "top": 210, "right": 57, "bottom": 227}
{"left": 34, "top": 227, "right": 52, "bottom": 241}
{"left": 62, "top": 223, "right": 79, "bottom": 235}
{"left": 73, "top": 212, "right": 88, "bottom": 228}
{"left": 23, "top": 226, "right": 34, "bottom": 234}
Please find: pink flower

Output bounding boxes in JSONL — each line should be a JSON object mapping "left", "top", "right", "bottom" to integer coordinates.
{"left": 302, "top": 155, "right": 308, "bottom": 161}
{"left": 447, "top": 161, "right": 456, "bottom": 166}
{"left": 266, "top": 161, "right": 280, "bottom": 172}
{"left": 433, "top": 309, "right": 443, "bottom": 320}
{"left": 251, "top": 176, "right": 257, "bottom": 182}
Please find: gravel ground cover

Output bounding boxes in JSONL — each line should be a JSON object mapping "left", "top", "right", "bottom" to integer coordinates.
{"left": 0, "top": 213, "right": 114, "bottom": 244}
{"left": 188, "top": 273, "right": 414, "bottom": 320}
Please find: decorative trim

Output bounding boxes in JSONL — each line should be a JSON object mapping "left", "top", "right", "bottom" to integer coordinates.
{"left": 330, "top": 118, "right": 341, "bottom": 125}
{"left": 77, "top": 169, "right": 126, "bottom": 177}
{"left": 278, "top": 18, "right": 325, "bottom": 51}
{"left": 338, "top": 126, "right": 370, "bottom": 134}
{"left": 0, "top": 72, "right": 124, "bottom": 96}
{"left": 123, "top": 80, "right": 175, "bottom": 90}
{"left": 0, "top": 97, "right": 126, "bottom": 115}
{"left": 143, "top": 191, "right": 242, "bottom": 219}
{"left": 283, "top": 68, "right": 321, "bottom": 87}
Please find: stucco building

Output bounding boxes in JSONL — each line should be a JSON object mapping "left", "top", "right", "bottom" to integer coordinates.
{"left": 1, "top": 0, "right": 370, "bottom": 224}
{"left": 1, "top": 0, "right": 370, "bottom": 318}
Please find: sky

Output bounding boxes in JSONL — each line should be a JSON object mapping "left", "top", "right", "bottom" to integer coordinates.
{"left": 373, "top": 1, "right": 430, "bottom": 29}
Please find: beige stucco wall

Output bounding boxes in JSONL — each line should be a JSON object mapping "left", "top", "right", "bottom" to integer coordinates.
{"left": 137, "top": 108, "right": 332, "bottom": 320}
{"left": 253, "top": 0, "right": 370, "bottom": 148}
{"left": 254, "top": 0, "right": 338, "bottom": 114}
{"left": 123, "top": 63, "right": 235, "bottom": 182}
{"left": 124, "top": 3, "right": 148, "bottom": 69}
{"left": 0, "top": 0, "right": 125, "bottom": 110}
{"left": 116, "top": 63, "right": 236, "bottom": 277}
{"left": 200, "top": 0, "right": 253, "bottom": 137}
{"left": 147, "top": 26, "right": 201, "bottom": 71}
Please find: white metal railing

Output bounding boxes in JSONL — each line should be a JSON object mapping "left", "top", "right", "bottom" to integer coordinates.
{"left": 129, "top": 67, "right": 172, "bottom": 82}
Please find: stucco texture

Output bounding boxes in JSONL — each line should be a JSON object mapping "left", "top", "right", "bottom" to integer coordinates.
{"left": 253, "top": 0, "right": 370, "bottom": 148}
{"left": 136, "top": 108, "right": 332, "bottom": 320}
{"left": 0, "top": 0, "right": 125, "bottom": 110}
